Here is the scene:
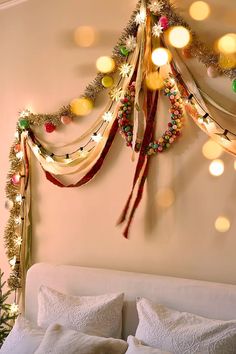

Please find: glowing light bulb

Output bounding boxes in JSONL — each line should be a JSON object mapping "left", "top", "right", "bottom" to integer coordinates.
{"left": 46, "top": 155, "right": 54, "bottom": 163}
{"left": 79, "top": 149, "right": 88, "bottom": 158}
{"left": 74, "top": 26, "right": 96, "bottom": 48}
{"left": 70, "top": 97, "right": 93, "bottom": 116}
{"left": 32, "top": 145, "right": 41, "bottom": 154}
{"left": 209, "top": 159, "right": 224, "bottom": 176}
{"left": 151, "top": 48, "right": 171, "bottom": 66}
{"left": 96, "top": 56, "right": 115, "bottom": 73}
{"left": 189, "top": 1, "right": 210, "bottom": 21}
{"left": 146, "top": 72, "right": 164, "bottom": 90}
{"left": 102, "top": 111, "right": 113, "bottom": 122}
{"left": 92, "top": 133, "right": 102, "bottom": 143}
{"left": 15, "top": 194, "right": 23, "bottom": 203}
{"left": 217, "top": 33, "right": 236, "bottom": 54}
{"left": 168, "top": 26, "right": 191, "bottom": 48}
{"left": 215, "top": 216, "right": 231, "bottom": 233}
{"left": 9, "top": 256, "right": 16, "bottom": 269}
{"left": 202, "top": 140, "right": 223, "bottom": 160}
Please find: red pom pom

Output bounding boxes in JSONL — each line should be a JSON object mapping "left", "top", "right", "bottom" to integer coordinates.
{"left": 44, "top": 122, "right": 56, "bottom": 133}
{"left": 159, "top": 16, "right": 169, "bottom": 30}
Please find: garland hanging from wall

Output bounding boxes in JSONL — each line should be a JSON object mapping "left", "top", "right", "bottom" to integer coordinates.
{"left": 3, "top": 0, "right": 236, "bottom": 314}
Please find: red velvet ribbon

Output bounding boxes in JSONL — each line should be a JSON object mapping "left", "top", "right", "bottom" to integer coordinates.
{"left": 44, "top": 119, "right": 119, "bottom": 187}
{"left": 118, "top": 89, "right": 159, "bottom": 238}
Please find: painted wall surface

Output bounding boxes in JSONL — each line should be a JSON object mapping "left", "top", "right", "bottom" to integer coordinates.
{"left": 0, "top": 0, "right": 236, "bottom": 285}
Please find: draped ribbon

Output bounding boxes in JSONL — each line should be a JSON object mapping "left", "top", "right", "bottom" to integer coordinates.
{"left": 132, "top": 0, "right": 147, "bottom": 157}
{"left": 168, "top": 46, "right": 236, "bottom": 156}
{"left": 118, "top": 89, "right": 159, "bottom": 238}
{"left": 19, "top": 132, "right": 32, "bottom": 312}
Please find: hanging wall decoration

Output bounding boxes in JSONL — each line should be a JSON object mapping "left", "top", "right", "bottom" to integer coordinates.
{"left": 3, "top": 0, "right": 236, "bottom": 312}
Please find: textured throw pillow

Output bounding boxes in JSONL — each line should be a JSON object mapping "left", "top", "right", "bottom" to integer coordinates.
{"left": 35, "top": 323, "right": 128, "bottom": 354}
{"left": 0, "top": 316, "right": 44, "bottom": 354}
{"left": 135, "top": 297, "right": 236, "bottom": 354}
{"left": 37, "top": 285, "right": 124, "bottom": 338}
{"left": 125, "top": 336, "right": 171, "bottom": 354}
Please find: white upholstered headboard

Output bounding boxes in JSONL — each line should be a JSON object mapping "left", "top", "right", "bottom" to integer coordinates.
{"left": 25, "top": 263, "right": 236, "bottom": 339}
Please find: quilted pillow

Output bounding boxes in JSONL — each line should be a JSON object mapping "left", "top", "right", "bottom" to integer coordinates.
{"left": 34, "top": 323, "right": 128, "bottom": 354}
{"left": 125, "top": 336, "right": 171, "bottom": 354}
{"left": 0, "top": 316, "right": 44, "bottom": 354}
{"left": 37, "top": 285, "right": 124, "bottom": 338}
{"left": 135, "top": 297, "right": 236, "bottom": 354}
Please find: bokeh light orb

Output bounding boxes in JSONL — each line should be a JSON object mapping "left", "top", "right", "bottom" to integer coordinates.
{"left": 151, "top": 48, "right": 172, "bottom": 66}
{"left": 215, "top": 216, "right": 231, "bottom": 233}
{"left": 74, "top": 26, "right": 96, "bottom": 48}
{"left": 189, "top": 1, "right": 210, "bottom": 21}
{"left": 168, "top": 26, "right": 191, "bottom": 48}
{"left": 156, "top": 188, "right": 175, "bottom": 208}
{"left": 217, "top": 33, "right": 236, "bottom": 54}
{"left": 202, "top": 140, "right": 223, "bottom": 160}
{"left": 96, "top": 56, "right": 115, "bottom": 73}
{"left": 70, "top": 97, "right": 93, "bottom": 116}
{"left": 145, "top": 72, "right": 164, "bottom": 90}
{"left": 209, "top": 159, "right": 224, "bottom": 176}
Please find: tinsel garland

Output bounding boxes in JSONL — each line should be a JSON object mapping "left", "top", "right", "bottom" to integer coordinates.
{"left": 156, "top": 0, "right": 236, "bottom": 80}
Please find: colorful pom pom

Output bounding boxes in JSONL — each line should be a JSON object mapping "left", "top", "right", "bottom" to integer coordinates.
{"left": 44, "top": 122, "right": 56, "bottom": 133}
{"left": 159, "top": 16, "right": 169, "bottom": 30}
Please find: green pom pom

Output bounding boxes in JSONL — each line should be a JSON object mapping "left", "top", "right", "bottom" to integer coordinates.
{"left": 120, "top": 46, "right": 129, "bottom": 57}
{"left": 232, "top": 79, "right": 236, "bottom": 93}
{"left": 18, "top": 119, "right": 29, "bottom": 130}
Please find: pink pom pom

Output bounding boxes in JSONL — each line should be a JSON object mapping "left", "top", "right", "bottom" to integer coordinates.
{"left": 44, "top": 122, "right": 56, "bottom": 133}
{"left": 61, "top": 115, "right": 72, "bottom": 125}
{"left": 11, "top": 173, "right": 21, "bottom": 185}
{"left": 159, "top": 16, "right": 169, "bottom": 30}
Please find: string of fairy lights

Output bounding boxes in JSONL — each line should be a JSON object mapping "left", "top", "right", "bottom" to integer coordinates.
{"left": 3, "top": 0, "right": 236, "bottom": 316}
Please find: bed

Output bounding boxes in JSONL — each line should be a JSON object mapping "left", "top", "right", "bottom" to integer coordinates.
{"left": 25, "top": 263, "right": 236, "bottom": 340}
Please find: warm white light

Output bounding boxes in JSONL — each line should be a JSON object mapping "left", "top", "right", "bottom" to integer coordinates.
{"left": 46, "top": 155, "right": 54, "bottom": 163}
{"left": 32, "top": 145, "right": 40, "bottom": 154}
{"left": 92, "top": 133, "right": 102, "bottom": 143}
{"left": 15, "top": 194, "right": 23, "bottom": 203}
{"left": 102, "top": 111, "right": 113, "bottom": 122}
{"left": 217, "top": 33, "right": 236, "bottom": 54}
{"left": 189, "top": 1, "right": 210, "bottom": 21}
{"left": 79, "top": 149, "right": 89, "bottom": 158}
{"left": 15, "top": 216, "right": 22, "bottom": 225}
{"left": 16, "top": 151, "right": 24, "bottom": 159}
{"left": 202, "top": 140, "right": 223, "bottom": 160}
{"left": 151, "top": 48, "right": 171, "bottom": 66}
{"left": 145, "top": 72, "right": 164, "bottom": 90}
{"left": 209, "top": 159, "right": 224, "bottom": 176}
{"left": 96, "top": 56, "right": 115, "bottom": 73}
{"left": 9, "top": 256, "right": 16, "bottom": 269}
{"left": 168, "top": 26, "right": 191, "bottom": 48}
{"left": 215, "top": 216, "right": 231, "bottom": 233}
{"left": 234, "top": 160, "right": 236, "bottom": 170}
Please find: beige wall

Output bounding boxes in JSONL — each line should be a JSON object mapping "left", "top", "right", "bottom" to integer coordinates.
{"left": 0, "top": 0, "right": 236, "bottom": 285}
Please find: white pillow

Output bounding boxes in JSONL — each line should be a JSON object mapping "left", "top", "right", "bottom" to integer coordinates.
{"left": 37, "top": 285, "right": 124, "bottom": 338}
{"left": 135, "top": 298, "right": 236, "bottom": 354}
{"left": 0, "top": 316, "right": 44, "bottom": 354}
{"left": 35, "top": 323, "right": 128, "bottom": 354}
{"left": 125, "top": 336, "right": 171, "bottom": 354}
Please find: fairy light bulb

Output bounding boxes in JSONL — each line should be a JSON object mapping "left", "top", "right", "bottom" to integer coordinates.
{"left": 46, "top": 155, "right": 54, "bottom": 163}
{"left": 79, "top": 149, "right": 89, "bottom": 158}
{"left": 168, "top": 26, "right": 191, "bottom": 48}
{"left": 16, "top": 151, "right": 24, "bottom": 159}
{"left": 15, "top": 216, "right": 22, "bottom": 225}
{"left": 15, "top": 194, "right": 23, "bottom": 203}
{"left": 92, "top": 133, "right": 102, "bottom": 143}
{"left": 32, "top": 145, "right": 41, "bottom": 154}
{"left": 189, "top": 1, "right": 210, "bottom": 21}
{"left": 202, "top": 139, "right": 223, "bottom": 160}
{"left": 151, "top": 48, "right": 171, "bottom": 66}
{"left": 96, "top": 56, "right": 115, "bottom": 73}
{"left": 209, "top": 159, "right": 224, "bottom": 176}
{"left": 217, "top": 33, "right": 236, "bottom": 54}
{"left": 215, "top": 216, "right": 231, "bottom": 233}
{"left": 9, "top": 256, "right": 16, "bottom": 269}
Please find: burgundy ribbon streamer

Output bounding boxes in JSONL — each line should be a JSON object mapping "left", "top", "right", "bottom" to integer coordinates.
{"left": 44, "top": 119, "right": 118, "bottom": 187}
{"left": 118, "top": 89, "right": 159, "bottom": 238}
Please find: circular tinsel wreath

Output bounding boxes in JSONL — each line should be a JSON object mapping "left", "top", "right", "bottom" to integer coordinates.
{"left": 117, "top": 76, "right": 184, "bottom": 154}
